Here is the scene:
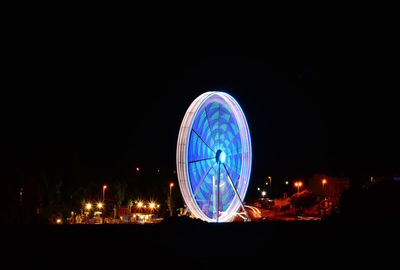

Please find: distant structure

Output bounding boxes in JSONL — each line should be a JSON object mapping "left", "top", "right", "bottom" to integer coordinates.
{"left": 308, "top": 174, "right": 350, "bottom": 206}
{"left": 176, "top": 92, "right": 252, "bottom": 222}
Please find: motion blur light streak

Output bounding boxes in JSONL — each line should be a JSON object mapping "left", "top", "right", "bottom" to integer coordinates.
{"left": 177, "top": 91, "right": 252, "bottom": 222}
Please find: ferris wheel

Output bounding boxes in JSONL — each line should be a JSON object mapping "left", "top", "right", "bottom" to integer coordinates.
{"left": 176, "top": 91, "right": 252, "bottom": 222}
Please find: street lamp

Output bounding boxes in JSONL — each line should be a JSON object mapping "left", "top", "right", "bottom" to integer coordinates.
{"left": 85, "top": 203, "right": 92, "bottom": 223}
{"left": 268, "top": 176, "right": 272, "bottom": 196}
{"left": 322, "top": 179, "right": 327, "bottom": 199}
{"left": 169, "top": 182, "right": 174, "bottom": 217}
{"left": 86, "top": 203, "right": 92, "bottom": 211}
{"left": 137, "top": 201, "right": 143, "bottom": 211}
{"left": 102, "top": 185, "right": 107, "bottom": 202}
{"left": 102, "top": 185, "right": 107, "bottom": 224}
{"left": 261, "top": 190, "right": 267, "bottom": 198}
{"left": 149, "top": 202, "right": 155, "bottom": 210}
{"left": 294, "top": 181, "right": 302, "bottom": 193}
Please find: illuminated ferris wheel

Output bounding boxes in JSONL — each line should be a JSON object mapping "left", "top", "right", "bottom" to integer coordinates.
{"left": 176, "top": 91, "right": 252, "bottom": 222}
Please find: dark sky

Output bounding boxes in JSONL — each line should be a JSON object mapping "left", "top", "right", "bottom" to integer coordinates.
{"left": 2, "top": 19, "right": 399, "bottom": 193}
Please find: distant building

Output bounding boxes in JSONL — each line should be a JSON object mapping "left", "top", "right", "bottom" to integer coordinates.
{"left": 308, "top": 174, "right": 350, "bottom": 206}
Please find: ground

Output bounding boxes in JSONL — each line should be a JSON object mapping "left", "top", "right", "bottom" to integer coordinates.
{"left": 2, "top": 219, "right": 398, "bottom": 268}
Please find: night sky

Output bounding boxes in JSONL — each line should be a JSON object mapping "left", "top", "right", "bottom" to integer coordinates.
{"left": 2, "top": 21, "right": 399, "bottom": 197}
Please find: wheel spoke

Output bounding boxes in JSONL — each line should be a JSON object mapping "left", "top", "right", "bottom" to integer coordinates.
{"left": 188, "top": 157, "right": 214, "bottom": 164}
{"left": 204, "top": 107, "right": 214, "bottom": 142}
{"left": 193, "top": 164, "right": 214, "bottom": 198}
{"left": 224, "top": 162, "right": 241, "bottom": 183}
{"left": 192, "top": 128, "right": 215, "bottom": 154}
{"left": 222, "top": 163, "right": 249, "bottom": 219}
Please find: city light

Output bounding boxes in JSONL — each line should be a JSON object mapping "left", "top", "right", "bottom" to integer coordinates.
{"left": 97, "top": 202, "right": 103, "bottom": 209}
{"left": 56, "top": 218, "right": 62, "bottom": 224}
{"left": 294, "top": 181, "right": 303, "bottom": 193}
{"left": 261, "top": 191, "right": 267, "bottom": 197}
{"left": 285, "top": 181, "right": 289, "bottom": 185}
{"left": 169, "top": 182, "right": 174, "bottom": 217}
{"left": 136, "top": 167, "right": 140, "bottom": 172}
{"left": 86, "top": 203, "right": 92, "bottom": 210}
{"left": 149, "top": 202, "right": 155, "bottom": 209}
{"left": 137, "top": 201, "right": 143, "bottom": 208}
{"left": 322, "top": 179, "right": 327, "bottom": 198}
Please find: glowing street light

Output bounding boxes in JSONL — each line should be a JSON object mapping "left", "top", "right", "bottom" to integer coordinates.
{"left": 56, "top": 218, "right": 62, "bottom": 224}
{"left": 294, "top": 181, "right": 303, "bottom": 193}
{"left": 268, "top": 176, "right": 272, "bottom": 196}
{"left": 137, "top": 201, "right": 143, "bottom": 208}
{"left": 102, "top": 185, "right": 107, "bottom": 203}
{"left": 322, "top": 179, "right": 327, "bottom": 198}
{"left": 261, "top": 191, "right": 267, "bottom": 198}
{"left": 86, "top": 203, "right": 92, "bottom": 211}
{"left": 97, "top": 202, "right": 103, "bottom": 209}
{"left": 169, "top": 182, "right": 174, "bottom": 217}
{"left": 149, "top": 202, "right": 155, "bottom": 209}
{"left": 285, "top": 181, "right": 289, "bottom": 185}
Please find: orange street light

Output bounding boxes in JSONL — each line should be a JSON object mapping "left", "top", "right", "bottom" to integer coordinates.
{"left": 102, "top": 185, "right": 107, "bottom": 202}
{"left": 149, "top": 202, "right": 155, "bottom": 209}
{"left": 169, "top": 182, "right": 174, "bottom": 217}
{"left": 86, "top": 203, "right": 92, "bottom": 211}
{"left": 137, "top": 201, "right": 143, "bottom": 208}
{"left": 294, "top": 181, "right": 302, "bottom": 193}
{"left": 322, "top": 179, "right": 327, "bottom": 198}
{"left": 268, "top": 176, "right": 272, "bottom": 196}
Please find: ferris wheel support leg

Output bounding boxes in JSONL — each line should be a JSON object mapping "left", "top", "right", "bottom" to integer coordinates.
{"left": 217, "top": 162, "right": 221, "bottom": 222}
{"left": 222, "top": 164, "right": 251, "bottom": 222}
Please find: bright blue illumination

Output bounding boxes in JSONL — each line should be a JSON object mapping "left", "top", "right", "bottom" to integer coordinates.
{"left": 187, "top": 94, "right": 244, "bottom": 219}
{"left": 177, "top": 91, "right": 252, "bottom": 222}
{"left": 220, "top": 151, "right": 226, "bottom": 163}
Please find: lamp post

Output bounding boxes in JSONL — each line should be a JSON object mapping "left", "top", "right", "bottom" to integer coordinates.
{"left": 102, "top": 185, "right": 107, "bottom": 202}
{"left": 268, "top": 176, "right": 272, "bottom": 197}
{"left": 85, "top": 203, "right": 92, "bottom": 224}
{"left": 102, "top": 185, "right": 107, "bottom": 224}
{"left": 169, "top": 182, "right": 174, "bottom": 217}
{"left": 322, "top": 179, "right": 327, "bottom": 199}
{"left": 294, "top": 181, "right": 303, "bottom": 193}
{"left": 261, "top": 190, "right": 267, "bottom": 199}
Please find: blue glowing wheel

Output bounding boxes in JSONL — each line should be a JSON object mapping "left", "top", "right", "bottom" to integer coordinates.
{"left": 177, "top": 92, "right": 252, "bottom": 222}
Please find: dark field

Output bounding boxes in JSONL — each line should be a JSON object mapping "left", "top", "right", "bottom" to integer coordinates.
{"left": 3, "top": 220, "right": 397, "bottom": 268}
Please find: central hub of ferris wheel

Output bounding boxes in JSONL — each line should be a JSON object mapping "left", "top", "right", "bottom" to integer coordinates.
{"left": 215, "top": 150, "right": 226, "bottom": 164}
